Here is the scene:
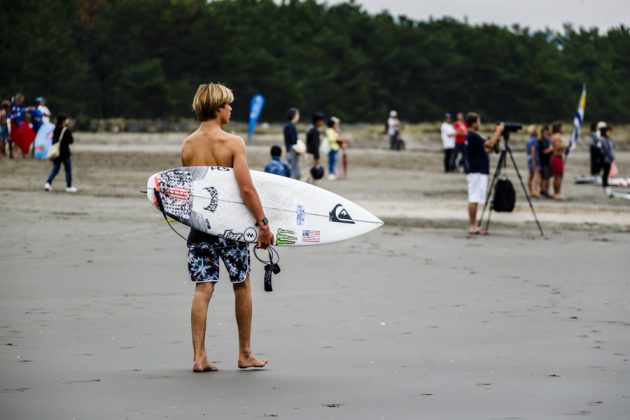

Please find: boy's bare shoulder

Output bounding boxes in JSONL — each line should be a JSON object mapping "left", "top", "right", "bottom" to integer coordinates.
{"left": 220, "top": 131, "right": 246, "bottom": 151}
{"left": 181, "top": 130, "right": 201, "bottom": 148}
{"left": 222, "top": 131, "right": 245, "bottom": 143}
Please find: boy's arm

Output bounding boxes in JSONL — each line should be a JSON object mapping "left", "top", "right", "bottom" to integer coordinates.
{"left": 232, "top": 137, "right": 274, "bottom": 248}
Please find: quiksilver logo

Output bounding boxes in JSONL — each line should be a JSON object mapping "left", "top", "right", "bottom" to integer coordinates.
{"left": 329, "top": 204, "right": 355, "bottom": 224}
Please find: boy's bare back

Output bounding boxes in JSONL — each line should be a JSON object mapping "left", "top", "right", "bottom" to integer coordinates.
{"left": 181, "top": 126, "right": 244, "bottom": 167}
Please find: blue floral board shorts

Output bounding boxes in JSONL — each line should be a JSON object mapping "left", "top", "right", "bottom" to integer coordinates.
{"left": 187, "top": 235, "right": 250, "bottom": 284}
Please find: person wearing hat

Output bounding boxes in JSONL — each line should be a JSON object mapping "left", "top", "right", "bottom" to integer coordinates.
{"left": 36, "top": 97, "right": 51, "bottom": 124}
{"left": 589, "top": 121, "right": 605, "bottom": 176}
{"left": 440, "top": 112, "right": 456, "bottom": 172}
{"left": 387, "top": 110, "right": 400, "bottom": 150}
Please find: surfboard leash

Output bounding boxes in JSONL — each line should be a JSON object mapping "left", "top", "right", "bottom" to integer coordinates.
{"left": 153, "top": 188, "right": 189, "bottom": 242}
{"left": 253, "top": 247, "right": 280, "bottom": 292}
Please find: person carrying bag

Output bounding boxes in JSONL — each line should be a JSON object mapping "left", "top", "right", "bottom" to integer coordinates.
{"left": 44, "top": 115, "right": 77, "bottom": 193}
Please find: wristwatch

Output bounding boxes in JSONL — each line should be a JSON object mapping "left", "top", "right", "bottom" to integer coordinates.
{"left": 256, "top": 217, "right": 269, "bottom": 227}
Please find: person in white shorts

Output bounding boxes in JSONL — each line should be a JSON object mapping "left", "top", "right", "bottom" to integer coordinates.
{"left": 464, "top": 113, "right": 504, "bottom": 234}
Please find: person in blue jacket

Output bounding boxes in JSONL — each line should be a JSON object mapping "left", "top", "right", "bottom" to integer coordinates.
{"left": 264, "top": 145, "right": 291, "bottom": 177}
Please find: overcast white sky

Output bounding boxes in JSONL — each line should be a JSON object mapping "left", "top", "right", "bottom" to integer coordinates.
{"left": 327, "top": 0, "right": 629, "bottom": 31}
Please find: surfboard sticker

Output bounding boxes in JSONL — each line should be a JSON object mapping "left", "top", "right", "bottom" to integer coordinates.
{"left": 158, "top": 170, "right": 193, "bottom": 221}
{"left": 276, "top": 228, "right": 297, "bottom": 245}
{"left": 329, "top": 204, "right": 355, "bottom": 224}
{"left": 222, "top": 227, "right": 258, "bottom": 242}
{"left": 302, "top": 230, "right": 320, "bottom": 243}
{"left": 296, "top": 204, "right": 305, "bottom": 226}
{"left": 204, "top": 187, "right": 219, "bottom": 212}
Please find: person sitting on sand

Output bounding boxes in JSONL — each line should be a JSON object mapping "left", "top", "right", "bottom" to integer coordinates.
{"left": 264, "top": 145, "right": 291, "bottom": 178}
{"left": 550, "top": 122, "right": 566, "bottom": 200}
{"left": 464, "top": 113, "right": 504, "bottom": 234}
{"left": 181, "top": 83, "right": 273, "bottom": 372}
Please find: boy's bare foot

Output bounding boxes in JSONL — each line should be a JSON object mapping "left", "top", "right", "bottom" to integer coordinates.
{"left": 193, "top": 359, "right": 219, "bottom": 372}
{"left": 238, "top": 354, "right": 268, "bottom": 369}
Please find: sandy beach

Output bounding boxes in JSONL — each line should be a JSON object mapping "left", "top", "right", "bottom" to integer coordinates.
{"left": 1, "top": 132, "right": 629, "bottom": 419}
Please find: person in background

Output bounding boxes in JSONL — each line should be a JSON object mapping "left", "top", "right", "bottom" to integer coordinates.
{"left": 0, "top": 100, "right": 9, "bottom": 158}
{"left": 550, "top": 122, "right": 566, "bottom": 200}
{"left": 525, "top": 124, "right": 540, "bottom": 198}
{"left": 326, "top": 116, "right": 341, "bottom": 180}
{"left": 337, "top": 130, "right": 348, "bottom": 179}
{"left": 599, "top": 124, "right": 615, "bottom": 194}
{"left": 36, "top": 97, "right": 51, "bottom": 124}
{"left": 452, "top": 112, "right": 468, "bottom": 172}
{"left": 264, "top": 145, "right": 291, "bottom": 178}
{"left": 589, "top": 121, "right": 603, "bottom": 176}
{"left": 387, "top": 110, "right": 400, "bottom": 150}
{"left": 30, "top": 102, "right": 43, "bottom": 137}
{"left": 9, "top": 93, "right": 34, "bottom": 158}
{"left": 305, "top": 112, "right": 325, "bottom": 184}
{"left": 464, "top": 112, "right": 504, "bottom": 234}
{"left": 440, "top": 112, "right": 456, "bottom": 172}
{"left": 44, "top": 115, "right": 77, "bottom": 193}
{"left": 283, "top": 107, "right": 301, "bottom": 180}
{"left": 538, "top": 125, "right": 553, "bottom": 198}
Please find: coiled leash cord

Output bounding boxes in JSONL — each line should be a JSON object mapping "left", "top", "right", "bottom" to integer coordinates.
{"left": 253, "top": 246, "right": 280, "bottom": 292}
{"left": 152, "top": 188, "right": 280, "bottom": 292}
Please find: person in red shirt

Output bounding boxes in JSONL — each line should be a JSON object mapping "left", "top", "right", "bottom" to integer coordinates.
{"left": 452, "top": 112, "right": 468, "bottom": 172}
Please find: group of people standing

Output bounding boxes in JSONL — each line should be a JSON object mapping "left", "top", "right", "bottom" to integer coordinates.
{"left": 442, "top": 112, "right": 610, "bottom": 202}
{"left": 1, "top": 94, "right": 50, "bottom": 159}
{"left": 525, "top": 123, "right": 568, "bottom": 200}
{"left": 440, "top": 112, "right": 469, "bottom": 172}
{"left": 0, "top": 92, "right": 76, "bottom": 192}
{"left": 265, "top": 108, "right": 346, "bottom": 184}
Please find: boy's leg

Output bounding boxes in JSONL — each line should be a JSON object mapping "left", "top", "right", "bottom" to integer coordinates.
{"left": 233, "top": 274, "right": 267, "bottom": 368}
{"left": 191, "top": 282, "right": 218, "bottom": 372}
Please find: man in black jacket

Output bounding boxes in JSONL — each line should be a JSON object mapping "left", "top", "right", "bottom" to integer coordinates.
{"left": 305, "top": 112, "right": 325, "bottom": 184}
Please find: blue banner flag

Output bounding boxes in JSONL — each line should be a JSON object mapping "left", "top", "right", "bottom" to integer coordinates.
{"left": 565, "top": 84, "right": 586, "bottom": 159}
{"left": 247, "top": 94, "right": 265, "bottom": 142}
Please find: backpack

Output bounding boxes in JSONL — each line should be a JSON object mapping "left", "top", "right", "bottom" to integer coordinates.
{"left": 492, "top": 177, "right": 516, "bottom": 212}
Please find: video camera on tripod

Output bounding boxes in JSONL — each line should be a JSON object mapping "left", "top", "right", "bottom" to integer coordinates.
{"left": 492, "top": 121, "right": 523, "bottom": 153}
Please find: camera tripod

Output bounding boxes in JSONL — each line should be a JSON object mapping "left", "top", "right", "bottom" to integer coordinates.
{"left": 478, "top": 137, "right": 544, "bottom": 236}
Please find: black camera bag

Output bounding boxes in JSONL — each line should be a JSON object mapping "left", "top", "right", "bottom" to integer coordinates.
{"left": 492, "top": 177, "right": 516, "bottom": 212}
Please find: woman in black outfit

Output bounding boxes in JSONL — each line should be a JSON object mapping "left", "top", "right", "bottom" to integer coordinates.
{"left": 44, "top": 115, "right": 76, "bottom": 192}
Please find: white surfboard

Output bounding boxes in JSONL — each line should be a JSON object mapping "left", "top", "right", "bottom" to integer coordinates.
{"left": 146, "top": 166, "right": 383, "bottom": 246}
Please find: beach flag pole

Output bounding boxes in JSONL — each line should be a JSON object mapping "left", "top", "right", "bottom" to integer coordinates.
{"left": 565, "top": 84, "right": 586, "bottom": 162}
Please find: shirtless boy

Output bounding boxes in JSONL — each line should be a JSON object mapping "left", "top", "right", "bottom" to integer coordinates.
{"left": 181, "top": 83, "right": 274, "bottom": 372}
{"left": 550, "top": 122, "right": 566, "bottom": 200}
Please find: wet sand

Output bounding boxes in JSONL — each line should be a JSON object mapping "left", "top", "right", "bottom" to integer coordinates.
{"left": 1, "top": 133, "right": 629, "bottom": 419}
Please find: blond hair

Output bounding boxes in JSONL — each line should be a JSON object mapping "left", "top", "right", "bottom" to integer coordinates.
{"left": 192, "top": 83, "right": 234, "bottom": 121}
{"left": 527, "top": 124, "right": 538, "bottom": 137}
